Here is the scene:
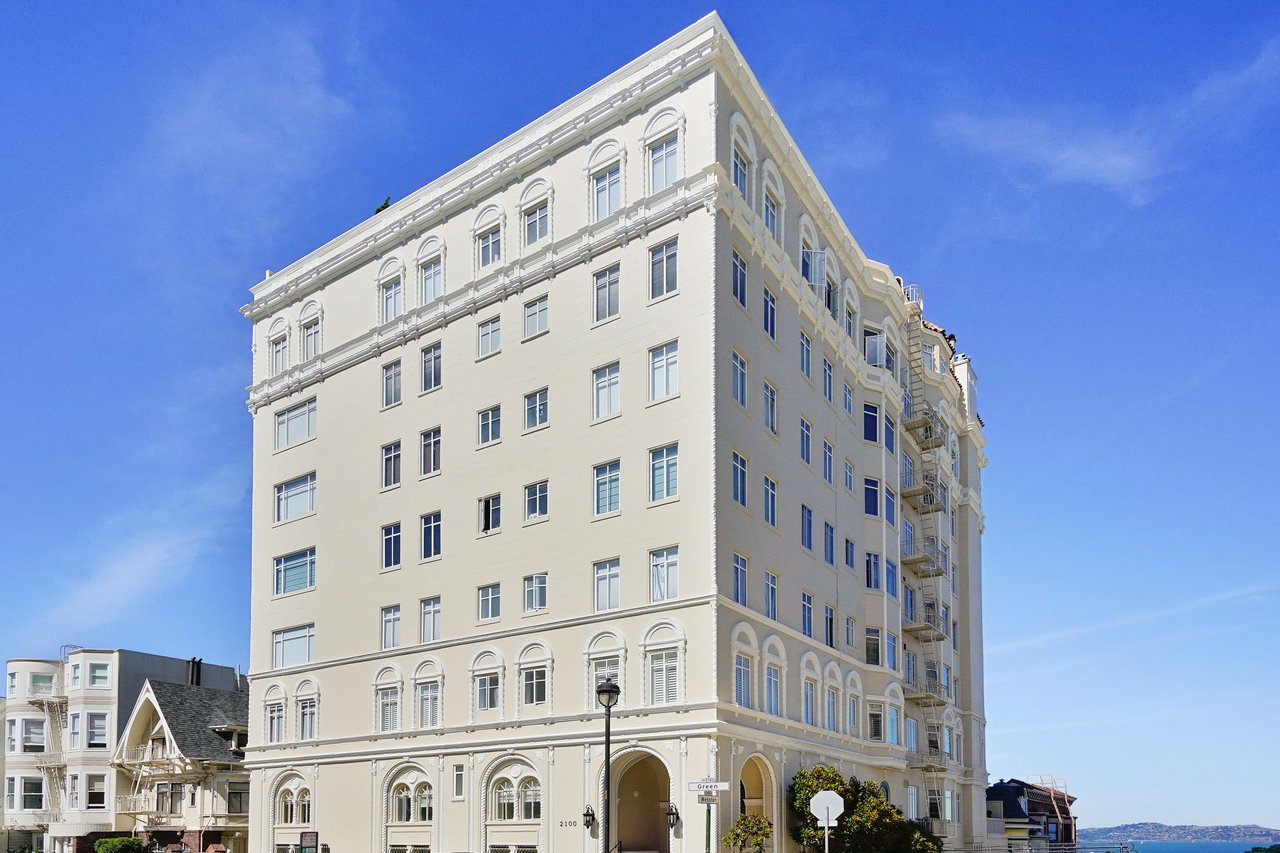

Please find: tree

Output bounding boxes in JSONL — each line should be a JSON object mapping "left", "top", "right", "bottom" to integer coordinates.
{"left": 95, "top": 839, "right": 143, "bottom": 853}
{"left": 722, "top": 812, "right": 774, "bottom": 853}
{"left": 787, "top": 766, "right": 942, "bottom": 853}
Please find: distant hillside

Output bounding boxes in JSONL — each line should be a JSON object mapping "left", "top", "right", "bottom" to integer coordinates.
{"left": 1079, "top": 824, "right": 1280, "bottom": 843}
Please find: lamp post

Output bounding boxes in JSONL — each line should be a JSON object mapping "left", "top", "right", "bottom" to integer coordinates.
{"left": 596, "top": 679, "right": 621, "bottom": 853}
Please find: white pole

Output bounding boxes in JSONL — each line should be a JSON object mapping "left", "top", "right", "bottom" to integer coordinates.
{"left": 824, "top": 807, "right": 830, "bottom": 853}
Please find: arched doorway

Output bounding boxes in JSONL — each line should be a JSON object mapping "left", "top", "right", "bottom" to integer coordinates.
{"left": 615, "top": 753, "right": 672, "bottom": 853}
{"left": 738, "top": 754, "right": 776, "bottom": 841}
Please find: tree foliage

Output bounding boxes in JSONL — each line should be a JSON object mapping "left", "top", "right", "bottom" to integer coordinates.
{"left": 95, "top": 839, "right": 144, "bottom": 853}
{"left": 787, "top": 765, "right": 943, "bottom": 853}
{"left": 722, "top": 812, "right": 774, "bottom": 853}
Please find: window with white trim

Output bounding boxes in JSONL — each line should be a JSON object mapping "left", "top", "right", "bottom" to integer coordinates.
{"left": 594, "top": 165, "right": 621, "bottom": 220}
{"left": 524, "top": 295, "right": 548, "bottom": 338}
{"left": 420, "top": 257, "right": 443, "bottom": 303}
{"left": 383, "top": 360, "right": 402, "bottom": 407}
{"left": 734, "top": 654, "right": 751, "bottom": 707}
{"left": 650, "top": 444, "right": 678, "bottom": 501}
{"left": 594, "top": 461, "right": 620, "bottom": 515}
{"left": 382, "top": 523, "right": 401, "bottom": 570}
{"left": 525, "top": 388, "right": 548, "bottom": 430}
{"left": 763, "top": 381, "right": 777, "bottom": 432}
{"left": 524, "top": 574, "right": 547, "bottom": 612}
{"left": 732, "top": 251, "right": 747, "bottom": 307}
{"left": 732, "top": 554, "right": 748, "bottom": 605}
{"left": 275, "top": 399, "right": 317, "bottom": 449}
{"left": 377, "top": 685, "right": 400, "bottom": 732}
{"left": 420, "top": 596, "right": 441, "bottom": 642}
{"left": 477, "top": 227, "right": 501, "bottom": 268}
{"left": 763, "top": 288, "right": 776, "bottom": 338}
{"left": 478, "top": 405, "right": 501, "bottom": 445}
{"left": 763, "top": 475, "right": 777, "bottom": 526}
{"left": 731, "top": 352, "right": 747, "bottom": 406}
{"left": 647, "top": 648, "right": 679, "bottom": 705}
{"left": 478, "top": 584, "right": 501, "bottom": 621}
{"left": 274, "top": 548, "right": 315, "bottom": 596}
{"left": 275, "top": 472, "right": 316, "bottom": 522}
{"left": 650, "top": 239, "right": 678, "bottom": 298}
{"left": 273, "top": 625, "right": 314, "bottom": 668}
{"left": 765, "top": 664, "right": 781, "bottom": 715}
{"left": 524, "top": 202, "right": 548, "bottom": 245}
{"left": 478, "top": 317, "right": 501, "bottom": 357}
{"left": 381, "top": 606, "right": 401, "bottom": 650}
{"left": 381, "top": 276, "right": 404, "bottom": 323}
{"left": 650, "top": 547, "right": 678, "bottom": 601}
{"left": 594, "top": 265, "right": 619, "bottom": 321}
{"left": 731, "top": 452, "right": 748, "bottom": 507}
{"left": 525, "top": 480, "right": 549, "bottom": 520}
{"left": 650, "top": 342, "right": 678, "bottom": 400}
{"left": 650, "top": 136, "right": 678, "bottom": 192}
{"left": 594, "top": 558, "right": 620, "bottom": 611}
{"left": 421, "top": 342, "right": 441, "bottom": 392}
{"left": 382, "top": 441, "right": 401, "bottom": 488}
{"left": 593, "top": 363, "right": 620, "bottom": 419}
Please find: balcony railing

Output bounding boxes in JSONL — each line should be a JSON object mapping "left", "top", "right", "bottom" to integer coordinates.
{"left": 901, "top": 538, "right": 945, "bottom": 577}
{"left": 34, "top": 750, "right": 65, "bottom": 769}
{"left": 903, "top": 607, "right": 947, "bottom": 642}
{"left": 120, "top": 744, "right": 177, "bottom": 764}
{"left": 27, "top": 681, "right": 65, "bottom": 702}
{"left": 906, "top": 746, "right": 947, "bottom": 771}
{"left": 115, "top": 794, "right": 162, "bottom": 815}
{"left": 903, "top": 676, "right": 950, "bottom": 707}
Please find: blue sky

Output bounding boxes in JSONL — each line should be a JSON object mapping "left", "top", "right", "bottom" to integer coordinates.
{"left": 2, "top": 1, "right": 1277, "bottom": 829}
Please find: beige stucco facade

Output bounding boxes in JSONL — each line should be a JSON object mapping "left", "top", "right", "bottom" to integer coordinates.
{"left": 242, "top": 14, "right": 989, "bottom": 853}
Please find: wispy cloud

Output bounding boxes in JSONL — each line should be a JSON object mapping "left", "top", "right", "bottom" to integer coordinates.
{"left": 936, "top": 36, "right": 1280, "bottom": 203}
{"left": 988, "top": 580, "right": 1280, "bottom": 655}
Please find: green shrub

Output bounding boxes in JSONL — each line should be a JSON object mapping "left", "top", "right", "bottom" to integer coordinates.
{"left": 95, "top": 838, "right": 144, "bottom": 853}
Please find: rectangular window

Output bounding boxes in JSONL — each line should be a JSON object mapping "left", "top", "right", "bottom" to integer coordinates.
{"left": 764, "top": 572, "right": 778, "bottom": 620}
{"left": 274, "top": 548, "right": 316, "bottom": 595}
{"left": 420, "top": 257, "right": 443, "bottom": 303}
{"left": 524, "top": 295, "right": 549, "bottom": 338}
{"left": 478, "top": 584, "right": 501, "bottom": 620}
{"left": 799, "top": 332, "right": 812, "bottom": 377}
{"left": 650, "top": 547, "right": 678, "bottom": 601}
{"left": 478, "top": 227, "right": 501, "bottom": 268}
{"left": 907, "top": 785, "right": 919, "bottom": 821}
{"left": 732, "top": 148, "right": 749, "bottom": 196}
{"left": 478, "top": 405, "right": 502, "bottom": 445}
{"left": 478, "top": 316, "right": 502, "bottom": 357}
{"left": 801, "top": 592, "right": 813, "bottom": 637}
{"left": 382, "top": 441, "right": 401, "bottom": 488}
{"left": 275, "top": 399, "right": 317, "bottom": 449}
{"left": 732, "top": 554, "right": 748, "bottom": 605}
{"left": 822, "top": 441, "right": 833, "bottom": 483}
{"left": 275, "top": 472, "right": 316, "bottom": 522}
{"left": 648, "top": 650, "right": 678, "bottom": 704}
{"left": 650, "top": 136, "right": 678, "bottom": 192}
{"left": 866, "top": 553, "right": 881, "bottom": 590}
{"left": 273, "top": 625, "right": 314, "bottom": 669}
{"left": 823, "top": 523, "right": 835, "bottom": 565}
{"left": 593, "top": 362, "right": 621, "bottom": 418}
{"left": 824, "top": 606, "right": 835, "bottom": 648}
{"left": 418, "top": 681, "right": 441, "bottom": 728}
{"left": 845, "top": 538, "right": 856, "bottom": 569}
{"left": 734, "top": 654, "right": 751, "bottom": 707}
{"left": 594, "top": 460, "right": 621, "bottom": 515}
{"left": 887, "top": 632, "right": 899, "bottom": 671}
{"left": 525, "top": 480, "right": 549, "bottom": 520}
{"left": 763, "top": 382, "right": 777, "bottom": 432}
{"left": 68, "top": 715, "right": 80, "bottom": 749}
{"left": 298, "top": 700, "right": 317, "bottom": 740}
{"left": 420, "top": 597, "right": 441, "bottom": 643}
{"left": 21, "top": 720, "right": 44, "bottom": 753}
{"left": 843, "top": 382, "right": 853, "bottom": 415}
{"left": 822, "top": 358, "right": 833, "bottom": 401}
{"left": 383, "top": 360, "right": 402, "bottom": 407}
{"left": 381, "top": 605, "right": 401, "bottom": 650}
{"left": 524, "top": 388, "right": 549, "bottom": 429}
{"left": 650, "top": 239, "right": 678, "bottom": 298}
{"left": 594, "top": 559, "right": 620, "bottom": 611}
{"left": 380, "top": 687, "right": 403, "bottom": 732}
{"left": 864, "top": 329, "right": 884, "bottom": 367}
{"left": 524, "top": 574, "right": 548, "bottom": 612}
{"left": 421, "top": 511, "right": 442, "bottom": 559}
{"left": 302, "top": 324, "right": 319, "bottom": 365}
{"left": 844, "top": 461, "right": 854, "bottom": 491}
{"left": 67, "top": 774, "right": 79, "bottom": 809}
{"left": 763, "top": 475, "right": 777, "bottom": 526}
{"left": 802, "top": 681, "right": 815, "bottom": 725}
{"left": 847, "top": 695, "right": 858, "bottom": 736}
{"left": 764, "top": 192, "right": 778, "bottom": 238}
{"left": 888, "top": 706, "right": 900, "bottom": 745}
{"left": 868, "top": 704, "right": 885, "bottom": 742}
{"left": 763, "top": 288, "right": 776, "bottom": 338}
{"left": 885, "top": 487, "right": 896, "bottom": 526}
{"left": 421, "top": 342, "right": 442, "bottom": 392}
{"left": 70, "top": 664, "right": 81, "bottom": 688}
{"left": 732, "top": 251, "right": 747, "bottom": 306}
{"left": 479, "top": 494, "right": 501, "bottom": 533}
{"left": 864, "top": 477, "right": 880, "bottom": 516}
{"left": 650, "top": 342, "right": 678, "bottom": 400}
{"left": 863, "top": 403, "right": 879, "bottom": 442}
{"left": 731, "top": 452, "right": 748, "bottom": 508}
{"left": 845, "top": 307, "right": 855, "bottom": 339}
{"left": 865, "top": 628, "right": 882, "bottom": 667}
{"left": 650, "top": 443, "right": 679, "bottom": 501}
{"left": 765, "top": 664, "right": 781, "bottom": 715}
{"left": 21, "top": 777, "right": 43, "bottom": 810}
{"left": 270, "top": 335, "right": 287, "bottom": 376}
{"left": 731, "top": 352, "right": 748, "bottom": 406}
{"left": 800, "top": 504, "right": 813, "bottom": 550}
{"left": 86, "top": 713, "right": 108, "bottom": 749}
{"left": 885, "top": 415, "right": 896, "bottom": 454}
{"left": 453, "top": 765, "right": 465, "bottom": 799}
{"left": 476, "top": 674, "right": 499, "bottom": 710}
{"left": 800, "top": 418, "right": 811, "bottom": 463}
{"left": 594, "top": 265, "right": 620, "bottom": 321}
{"left": 88, "top": 663, "right": 108, "bottom": 687}
{"left": 886, "top": 561, "right": 899, "bottom": 597}
{"left": 522, "top": 667, "right": 548, "bottom": 705}
{"left": 420, "top": 427, "right": 441, "bottom": 476}
{"left": 524, "top": 202, "right": 548, "bottom": 245}
{"left": 594, "top": 165, "right": 620, "bottom": 220}
{"left": 381, "top": 277, "right": 404, "bottom": 322}
{"left": 826, "top": 686, "right": 839, "bottom": 731}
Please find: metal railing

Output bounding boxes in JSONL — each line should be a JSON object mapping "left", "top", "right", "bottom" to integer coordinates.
{"left": 120, "top": 743, "right": 176, "bottom": 764}
{"left": 34, "top": 750, "right": 65, "bottom": 769}
{"left": 26, "top": 681, "right": 65, "bottom": 700}
{"left": 903, "top": 676, "right": 950, "bottom": 705}
{"left": 115, "top": 794, "right": 162, "bottom": 814}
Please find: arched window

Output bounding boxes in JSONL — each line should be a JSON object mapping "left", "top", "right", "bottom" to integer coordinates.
{"left": 393, "top": 784, "right": 413, "bottom": 822}
{"left": 267, "top": 319, "right": 289, "bottom": 377}
{"left": 519, "top": 779, "right": 541, "bottom": 820}
{"left": 298, "top": 789, "right": 311, "bottom": 824}
{"left": 493, "top": 779, "right": 516, "bottom": 820}
{"left": 298, "top": 301, "right": 322, "bottom": 361}
{"left": 415, "top": 783, "right": 434, "bottom": 822}
{"left": 278, "top": 790, "right": 296, "bottom": 824}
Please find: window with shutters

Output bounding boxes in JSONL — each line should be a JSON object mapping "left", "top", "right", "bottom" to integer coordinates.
{"left": 765, "top": 664, "right": 781, "bottom": 716}
{"left": 377, "top": 686, "right": 400, "bottom": 733}
{"left": 418, "top": 680, "right": 441, "bottom": 728}
{"left": 801, "top": 680, "right": 815, "bottom": 725}
{"left": 648, "top": 649, "right": 679, "bottom": 705}
{"left": 868, "top": 702, "right": 885, "bottom": 741}
{"left": 734, "top": 654, "right": 751, "bottom": 707}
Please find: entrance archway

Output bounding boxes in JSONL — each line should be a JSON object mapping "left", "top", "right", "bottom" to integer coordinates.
{"left": 615, "top": 752, "right": 672, "bottom": 853}
{"left": 738, "top": 753, "right": 776, "bottom": 841}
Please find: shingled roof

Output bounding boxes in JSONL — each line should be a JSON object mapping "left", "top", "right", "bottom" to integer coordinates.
{"left": 148, "top": 680, "right": 248, "bottom": 762}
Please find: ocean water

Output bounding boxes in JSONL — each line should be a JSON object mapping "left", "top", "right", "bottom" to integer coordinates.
{"left": 1121, "top": 842, "right": 1272, "bottom": 853}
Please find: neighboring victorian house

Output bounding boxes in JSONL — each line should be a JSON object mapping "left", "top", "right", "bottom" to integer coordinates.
{"left": 112, "top": 681, "right": 249, "bottom": 853}
{"left": 986, "top": 778, "right": 1077, "bottom": 850}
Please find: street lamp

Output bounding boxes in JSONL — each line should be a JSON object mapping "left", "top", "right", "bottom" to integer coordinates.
{"left": 596, "top": 679, "right": 621, "bottom": 853}
{"left": 666, "top": 803, "right": 680, "bottom": 829}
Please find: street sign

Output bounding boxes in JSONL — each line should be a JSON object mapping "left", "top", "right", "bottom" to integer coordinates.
{"left": 698, "top": 792, "right": 718, "bottom": 804}
{"left": 299, "top": 831, "right": 319, "bottom": 853}
{"left": 688, "top": 780, "right": 730, "bottom": 791}
{"left": 809, "top": 790, "right": 844, "bottom": 826}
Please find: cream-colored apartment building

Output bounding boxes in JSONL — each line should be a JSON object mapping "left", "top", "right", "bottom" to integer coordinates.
{"left": 242, "top": 14, "right": 989, "bottom": 853}
{"left": 3, "top": 649, "right": 241, "bottom": 853}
